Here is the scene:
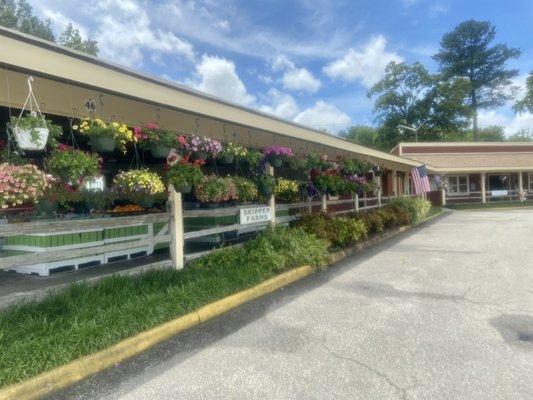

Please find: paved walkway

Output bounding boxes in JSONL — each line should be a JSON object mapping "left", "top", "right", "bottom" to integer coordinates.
{"left": 52, "top": 210, "right": 533, "bottom": 400}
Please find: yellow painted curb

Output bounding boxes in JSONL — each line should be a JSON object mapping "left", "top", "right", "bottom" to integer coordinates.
{"left": 0, "top": 265, "right": 315, "bottom": 400}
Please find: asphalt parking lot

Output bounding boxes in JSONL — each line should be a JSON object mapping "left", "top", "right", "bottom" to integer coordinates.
{"left": 52, "top": 210, "right": 533, "bottom": 400}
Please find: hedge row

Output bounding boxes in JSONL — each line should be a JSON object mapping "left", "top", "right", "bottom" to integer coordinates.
{"left": 295, "top": 197, "right": 432, "bottom": 248}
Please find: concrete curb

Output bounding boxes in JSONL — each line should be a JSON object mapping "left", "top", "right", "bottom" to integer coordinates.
{"left": 0, "top": 211, "right": 444, "bottom": 400}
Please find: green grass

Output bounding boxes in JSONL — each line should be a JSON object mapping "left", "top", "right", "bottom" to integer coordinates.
{"left": 445, "top": 201, "right": 533, "bottom": 210}
{"left": 0, "top": 226, "right": 328, "bottom": 388}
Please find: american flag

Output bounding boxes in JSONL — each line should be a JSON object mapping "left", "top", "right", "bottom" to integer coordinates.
{"left": 411, "top": 165, "right": 431, "bottom": 194}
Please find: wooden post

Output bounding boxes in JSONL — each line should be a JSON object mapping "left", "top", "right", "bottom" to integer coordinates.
{"left": 169, "top": 184, "right": 184, "bottom": 269}
{"left": 481, "top": 173, "right": 486, "bottom": 203}
{"left": 266, "top": 164, "right": 276, "bottom": 224}
{"left": 321, "top": 194, "right": 327, "bottom": 212}
{"left": 363, "top": 191, "right": 368, "bottom": 208}
{"left": 377, "top": 176, "right": 382, "bottom": 206}
{"left": 354, "top": 193, "right": 359, "bottom": 213}
{"left": 392, "top": 170, "right": 398, "bottom": 197}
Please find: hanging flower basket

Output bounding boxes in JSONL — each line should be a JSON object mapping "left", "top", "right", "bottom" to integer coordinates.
{"left": 149, "top": 143, "right": 171, "bottom": 159}
{"left": 192, "top": 150, "right": 207, "bottom": 161}
{"left": 135, "top": 196, "right": 155, "bottom": 209}
{"left": 90, "top": 136, "right": 116, "bottom": 153}
{"left": 269, "top": 156, "right": 283, "bottom": 168}
{"left": 218, "top": 153, "right": 234, "bottom": 165}
{"left": 13, "top": 126, "right": 49, "bottom": 151}
{"left": 173, "top": 184, "right": 192, "bottom": 194}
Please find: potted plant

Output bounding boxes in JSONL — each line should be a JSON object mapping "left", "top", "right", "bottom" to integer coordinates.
{"left": 262, "top": 145, "right": 293, "bottom": 168}
{"left": 133, "top": 122, "right": 179, "bottom": 159}
{"left": 75, "top": 118, "right": 134, "bottom": 154}
{"left": 233, "top": 176, "right": 259, "bottom": 204}
{"left": 218, "top": 142, "right": 247, "bottom": 165}
{"left": 168, "top": 162, "right": 204, "bottom": 194}
{"left": 186, "top": 135, "right": 222, "bottom": 162}
{"left": 241, "top": 149, "right": 262, "bottom": 170}
{"left": 274, "top": 178, "right": 301, "bottom": 202}
{"left": 194, "top": 175, "right": 237, "bottom": 206}
{"left": 0, "top": 163, "right": 51, "bottom": 210}
{"left": 256, "top": 174, "right": 276, "bottom": 197}
{"left": 83, "top": 190, "right": 116, "bottom": 213}
{"left": 46, "top": 144, "right": 101, "bottom": 186}
{"left": 11, "top": 112, "right": 62, "bottom": 151}
{"left": 112, "top": 169, "right": 165, "bottom": 209}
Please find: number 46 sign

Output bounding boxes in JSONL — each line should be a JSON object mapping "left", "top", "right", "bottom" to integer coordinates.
{"left": 84, "top": 99, "right": 96, "bottom": 112}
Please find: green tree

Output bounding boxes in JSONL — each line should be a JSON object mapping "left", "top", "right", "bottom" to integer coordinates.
{"left": 507, "top": 128, "right": 533, "bottom": 142}
{"left": 0, "top": 0, "right": 54, "bottom": 41}
{"left": 59, "top": 23, "right": 99, "bottom": 56}
{"left": 514, "top": 72, "right": 533, "bottom": 113}
{"left": 463, "top": 125, "right": 505, "bottom": 141}
{"left": 342, "top": 125, "right": 383, "bottom": 150}
{"left": 0, "top": 1, "right": 98, "bottom": 55}
{"left": 368, "top": 61, "right": 470, "bottom": 150}
{"left": 433, "top": 20, "right": 521, "bottom": 140}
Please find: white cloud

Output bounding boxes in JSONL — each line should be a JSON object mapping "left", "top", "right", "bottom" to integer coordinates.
{"left": 259, "top": 89, "right": 299, "bottom": 120}
{"left": 272, "top": 55, "right": 321, "bottom": 93}
{"left": 41, "top": 9, "right": 89, "bottom": 38}
{"left": 187, "top": 55, "right": 255, "bottom": 106}
{"left": 293, "top": 100, "right": 352, "bottom": 132}
{"left": 323, "top": 35, "right": 403, "bottom": 88}
{"left": 478, "top": 110, "right": 533, "bottom": 135}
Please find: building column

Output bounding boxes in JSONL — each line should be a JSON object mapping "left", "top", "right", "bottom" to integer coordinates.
{"left": 392, "top": 170, "right": 398, "bottom": 197}
{"left": 441, "top": 175, "right": 446, "bottom": 206}
{"left": 481, "top": 173, "right": 486, "bottom": 203}
{"left": 403, "top": 173, "right": 409, "bottom": 196}
{"left": 519, "top": 171, "right": 524, "bottom": 201}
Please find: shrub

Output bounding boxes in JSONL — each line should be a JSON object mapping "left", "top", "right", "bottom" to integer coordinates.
{"left": 295, "top": 213, "right": 367, "bottom": 248}
{"left": 389, "top": 197, "right": 431, "bottom": 224}
{"left": 357, "top": 211, "right": 385, "bottom": 234}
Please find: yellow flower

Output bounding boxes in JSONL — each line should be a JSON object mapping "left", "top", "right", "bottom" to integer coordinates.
{"left": 119, "top": 126, "right": 126, "bottom": 133}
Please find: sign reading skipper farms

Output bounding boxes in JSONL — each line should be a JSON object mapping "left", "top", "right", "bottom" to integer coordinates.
{"left": 240, "top": 206, "right": 273, "bottom": 225}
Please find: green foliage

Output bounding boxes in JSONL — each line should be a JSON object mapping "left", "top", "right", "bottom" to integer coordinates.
{"left": 194, "top": 176, "right": 237, "bottom": 203}
{"left": 514, "top": 71, "right": 533, "bottom": 113}
{"left": 46, "top": 146, "right": 100, "bottom": 183}
{"left": 0, "top": 226, "right": 328, "bottom": 388}
{"left": 368, "top": 61, "right": 470, "bottom": 150}
{"left": 313, "top": 175, "right": 345, "bottom": 195}
{"left": 167, "top": 163, "right": 203, "bottom": 190}
{"left": 274, "top": 178, "right": 301, "bottom": 202}
{"left": 356, "top": 211, "right": 385, "bottom": 234}
{"left": 0, "top": 1, "right": 98, "bottom": 55}
{"left": 434, "top": 19, "right": 521, "bottom": 139}
{"left": 295, "top": 213, "right": 367, "bottom": 248}
{"left": 233, "top": 176, "right": 259, "bottom": 203}
{"left": 241, "top": 149, "right": 262, "bottom": 169}
{"left": 389, "top": 197, "right": 431, "bottom": 224}
{"left": 58, "top": 23, "right": 99, "bottom": 56}
{"left": 342, "top": 125, "right": 384, "bottom": 151}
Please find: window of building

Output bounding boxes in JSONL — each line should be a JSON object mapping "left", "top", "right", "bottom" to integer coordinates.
{"left": 448, "top": 175, "right": 469, "bottom": 195}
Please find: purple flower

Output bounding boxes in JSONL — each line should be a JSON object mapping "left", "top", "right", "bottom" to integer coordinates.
{"left": 262, "top": 145, "right": 293, "bottom": 158}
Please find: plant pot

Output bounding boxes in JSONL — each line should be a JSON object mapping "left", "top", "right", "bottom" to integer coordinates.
{"left": 135, "top": 197, "right": 154, "bottom": 209}
{"left": 173, "top": 184, "right": 192, "bottom": 194}
{"left": 269, "top": 157, "right": 283, "bottom": 168}
{"left": 258, "top": 182, "right": 273, "bottom": 197}
{"left": 14, "top": 127, "right": 49, "bottom": 151}
{"left": 36, "top": 198, "right": 57, "bottom": 215}
{"left": 90, "top": 136, "right": 116, "bottom": 153}
{"left": 192, "top": 151, "right": 207, "bottom": 162}
{"left": 218, "top": 154, "right": 234, "bottom": 165}
{"left": 150, "top": 144, "right": 171, "bottom": 159}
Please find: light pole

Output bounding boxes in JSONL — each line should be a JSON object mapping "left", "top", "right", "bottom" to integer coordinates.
{"left": 397, "top": 121, "right": 427, "bottom": 142}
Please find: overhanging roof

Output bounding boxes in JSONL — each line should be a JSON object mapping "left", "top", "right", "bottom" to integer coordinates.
{"left": 0, "top": 26, "right": 420, "bottom": 171}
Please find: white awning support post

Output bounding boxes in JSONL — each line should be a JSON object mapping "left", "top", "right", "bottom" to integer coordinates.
{"left": 266, "top": 163, "right": 276, "bottom": 225}
{"left": 441, "top": 175, "right": 446, "bottom": 206}
{"left": 169, "top": 184, "right": 184, "bottom": 269}
{"left": 481, "top": 173, "right": 487, "bottom": 203}
{"left": 377, "top": 176, "right": 382, "bottom": 207}
{"left": 403, "top": 173, "right": 409, "bottom": 196}
{"left": 354, "top": 193, "right": 359, "bottom": 213}
{"left": 519, "top": 171, "right": 524, "bottom": 201}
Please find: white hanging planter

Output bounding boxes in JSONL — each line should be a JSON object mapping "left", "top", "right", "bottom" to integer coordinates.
{"left": 13, "top": 126, "right": 49, "bottom": 151}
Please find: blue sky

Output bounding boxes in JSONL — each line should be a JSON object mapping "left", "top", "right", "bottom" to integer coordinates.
{"left": 28, "top": 0, "right": 533, "bottom": 134}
